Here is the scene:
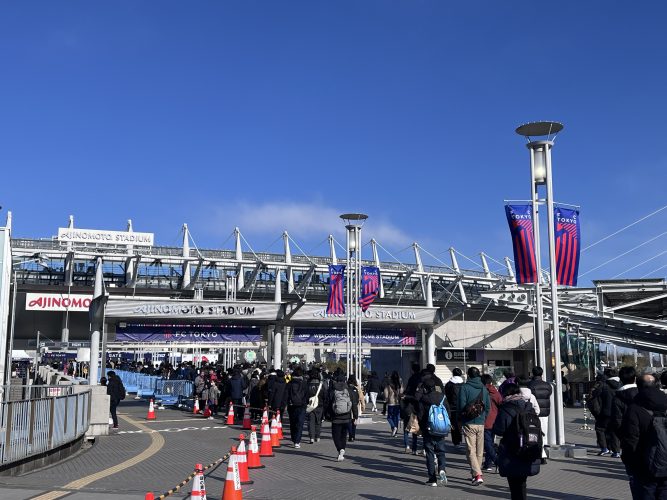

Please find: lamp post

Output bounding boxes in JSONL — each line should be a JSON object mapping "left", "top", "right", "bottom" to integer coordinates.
{"left": 340, "top": 213, "right": 367, "bottom": 382}
{"left": 516, "top": 121, "right": 566, "bottom": 446}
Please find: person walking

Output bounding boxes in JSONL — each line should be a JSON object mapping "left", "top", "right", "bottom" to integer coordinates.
{"left": 106, "top": 371, "right": 126, "bottom": 430}
{"left": 493, "top": 383, "right": 541, "bottom": 500}
{"left": 610, "top": 366, "right": 637, "bottom": 459}
{"left": 347, "top": 374, "right": 363, "bottom": 442}
{"left": 306, "top": 369, "right": 326, "bottom": 443}
{"left": 384, "top": 371, "right": 403, "bottom": 437}
{"left": 445, "top": 368, "right": 465, "bottom": 447}
{"left": 366, "top": 371, "right": 381, "bottom": 412}
{"left": 417, "top": 377, "right": 451, "bottom": 487}
{"left": 517, "top": 376, "right": 540, "bottom": 415}
{"left": 402, "top": 364, "right": 422, "bottom": 454}
{"left": 528, "top": 366, "right": 552, "bottom": 464}
{"left": 327, "top": 371, "right": 359, "bottom": 461}
{"left": 286, "top": 367, "right": 308, "bottom": 448}
{"left": 268, "top": 369, "right": 287, "bottom": 417}
{"left": 590, "top": 371, "right": 620, "bottom": 456}
{"left": 621, "top": 374, "right": 667, "bottom": 498}
{"left": 481, "top": 373, "right": 502, "bottom": 472}
{"left": 458, "top": 366, "right": 491, "bottom": 485}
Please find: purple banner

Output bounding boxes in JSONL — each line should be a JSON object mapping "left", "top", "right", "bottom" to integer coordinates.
{"left": 293, "top": 328, "right": 416, "bottom": 346}
{"left": 358, "top": 266, "right": 381, "bottom": 312}
{"left": 505, "top": 204, "right": 538, "bottom": 284}
{"left": 115, "top": 325, "right": 261, "bottom": 343}
{"left": 327, "top": 264, "right": 346, "bottom": 315}
{"left": 555, "top": 207, "right": 581, "bottom": 286}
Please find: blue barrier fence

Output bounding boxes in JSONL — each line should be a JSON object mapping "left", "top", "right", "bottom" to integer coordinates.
{"left": 114, "top": 371, "right": 193, "bottom": 405}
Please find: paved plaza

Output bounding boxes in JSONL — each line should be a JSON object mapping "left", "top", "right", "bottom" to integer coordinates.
{"left": 0, "top": 401, "right": 630, "bottom": 500}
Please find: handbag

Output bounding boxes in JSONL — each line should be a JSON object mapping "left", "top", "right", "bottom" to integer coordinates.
{"left": 462, "top": 389, "right": 486, "bottom": 420}
{"left": 407, "top": 413, "right": 421, "bottom": 435}
{"left": 306, "top": 382, "right": 322, "bottom": 413}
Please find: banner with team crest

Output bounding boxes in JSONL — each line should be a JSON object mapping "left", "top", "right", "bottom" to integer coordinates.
{"left": 505, "top": 204, "right": 538, "bottom": 284}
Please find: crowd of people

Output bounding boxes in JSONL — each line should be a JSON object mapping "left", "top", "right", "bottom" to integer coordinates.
{"left": 108, "top": 358, "right": 667, "bottom": 500}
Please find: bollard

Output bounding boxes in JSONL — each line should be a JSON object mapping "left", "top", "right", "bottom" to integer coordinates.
{"left": 580, "top": 394, "right": 592, "bottom": 430}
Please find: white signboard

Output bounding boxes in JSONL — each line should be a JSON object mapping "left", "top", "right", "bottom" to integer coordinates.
{"left": 105, "top": 299, "right": 281, "bottom": 321}
{"left": 26, "top": 293, "right": 93, "bottom": 312}
{"left": 58, "top": 228, "right": 154, "bottom": 246}
{"left": 289, "top": 303, "right": 437, "bottom": 325}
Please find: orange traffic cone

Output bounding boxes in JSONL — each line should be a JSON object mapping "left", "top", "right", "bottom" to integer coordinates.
{"left": 147, "top": 399, "right": 157, "bottom": 420}
{"left": 247, "top": 425, "right": 264, "bottom": 469}
{"left": 259, "top": 421, "right": 274, "bottom": 457}
{"left": 242, "top": 405, "right": 251, "bottom": 430}
{"left": 226, "top": 402, "right": 235, "bottom": 425}
{"left": 276, "top": 411, "right": 284, "bottom": 440}
{"left": 145, "top": 493, "right": 155, "bottom": 500}
{"left": 261, "top": 407, "right": 268, "bottom": 426}
{"left": 222, "top": 448, "right": 242, "bottom": 500}
{"left": 203, "top": 404, "right": 212, "bottom": 419}
{"left": 191, "top": 463, "right": 207, "bottom": 499}
{"left": 236, "top": 435, "right": 253, "bottom": 485}
{"left": 270, "top": 416, "right": 280, "bottom": 448}
{"left": 194, "top": 398, "right": 200, "bottom": 415}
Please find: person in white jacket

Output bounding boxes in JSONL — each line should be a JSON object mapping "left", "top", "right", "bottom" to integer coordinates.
{"left": 517, "top": 376, "right": 541, "bottom": 415}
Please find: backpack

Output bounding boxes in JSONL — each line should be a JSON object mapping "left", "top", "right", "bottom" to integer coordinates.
{"left": 427, "top": 395, "right": 451, "bottom": 437}
{"left": 461, "top": 389, "right": 485, "bottom": 420}
{"left": 586, "top": 391, "right": 602, "bottom": 417}
{"left": 333, "top": 388, "right": 353, "bottom": 416}
{"left": 506, "top": 405, "right": 543, "bottom": 461}
{"left": 643, "top": 409, "right": 667, "bottom": 478}
{"left": 289, "top": 380, "right": 306, "bottom": 407}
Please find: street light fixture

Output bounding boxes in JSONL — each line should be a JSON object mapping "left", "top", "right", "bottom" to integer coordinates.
{"left": 516, "top": 121, "right": 566, "bottom": 446}
{"left": 340, "top": 213, "right": 367, "bottom": 382}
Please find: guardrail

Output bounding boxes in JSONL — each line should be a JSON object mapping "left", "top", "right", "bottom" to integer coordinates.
{"left": 2, "top": 385, "right": 76, "bottom": 402}
{"left": 0, "top": 389, "right": 91, "bottom": 466}
{"left": 114, "top": 371, "right": 193, "bottom": 404}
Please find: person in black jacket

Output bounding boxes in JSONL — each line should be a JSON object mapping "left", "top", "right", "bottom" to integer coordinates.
{"left": 493, "top": 384, "right": 541, "bottom": 500}
{"left": 307, "top": 369, "right": 326, "bottom": 443}
{"left": 417, "top": 377, "right": 451, "bottom": 486}
{"left": 591, "top": 372, "right": 620, "bottom": 456}
{"left": 106, "top": 371, "right": 126, "bottom": 429}
{"left": 402, "top": 364, "right": 422, "bottom": 454}
{"left": 287, "top": 367, "right": 309, "bottom": 448}
{"left": 445, "top": 368, "right": 464, "bottom": 446}
{"left": 610, "top": 366, "right": 637, "bottom": 460}
{"left": 326, "top": 371, "right": 359, "bottom": 462}
{"left": 366, "top": 371, "right": 381, "bottom": 412}
{"left": 621, "top": 374, "right": 667, "bottom": 499}
{"left": 268, "top": 370, "right": 287, "bottom": 416}
{"left": 528, "top": 366, "right": 552, "bottom": 463}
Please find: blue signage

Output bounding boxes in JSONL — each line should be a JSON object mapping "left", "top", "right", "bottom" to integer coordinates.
{"left": 115, "top": 324, "right": 261, "bottom": 343}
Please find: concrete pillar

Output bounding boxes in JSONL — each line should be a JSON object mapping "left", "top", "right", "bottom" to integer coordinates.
{"left": 273, "top": 326, "right": 282, "bottom": 370}
{"left": 235, "top": 227, "right": 244, "bottom": 290}
{"left": 181, "top": 223, "right": 191, "bottom": 289}
{"left": 425, "top": 326, "right": 436, "bottom": 366}
{"left": 274, "top": 269, "right": 282, "bottom": 303}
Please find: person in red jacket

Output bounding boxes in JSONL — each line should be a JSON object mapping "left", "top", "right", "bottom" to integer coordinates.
{"left": 481, "top": 374, "right": 503, "bottom": 471}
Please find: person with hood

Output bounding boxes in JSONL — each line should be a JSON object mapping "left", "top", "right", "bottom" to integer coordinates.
{"left": 194, "top": 369, "right": 207, "bottom": 414}
{"left": 366, "top": 371, "right": 381, "bottom": 412}
{"left": 481, "top": 373, "right": 502, "bottom": 472}
{"left": 621, "top": 374, "right": 667, "bottom": 498}
{"left": 516, "top": 377, "right": 540, "bottom": 416}
{"left": 458, "top": 367, "right": 491, "bottom": 486}
{"left": 268, "top": 369, "right": 287, "bottom": 416}
{"left": 227, "top": 369, "right": 247, "bottom": 424}
{"left": 417, "top": 377, "right": 451, "bottom": 487}
{"left": 528, "top": 366, "right": 552, "bottom": 464}
{"left": 499, "top": 370, "right": 516, "bottom": 396}
{"left": 248, "top": 372, "right": 262, "bottom": 420}
{"left": 286, "top": 366, "right": 309, "bottom": 448}
{"left": 384, "top": 371, "right": 403, "bottom": 436}
{"left": 610, "top": 365, "right": 637, "bottom": 459}
{"left": 591, "top": 369, "right": 621, "bottom": 456}
{"left": 493, "top": 383, "right": 541, "bottom": 500}
{"left": 327, "top": 371, "right": 359, "bottom": 461}
{"left": 307, "top": 369, "right": 326, "bottom": 443}
{"left": 445, "top": 368, "right": 465, "bottom": 446}
{"left": 106, "top": 371, "right": 126, "bottom": 430}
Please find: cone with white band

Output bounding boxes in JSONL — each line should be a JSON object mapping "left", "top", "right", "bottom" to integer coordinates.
{"left": 221, "top": 450, "right": 242, "bottom": 500}
{"left": 247, "top": 425, "right": 264, "bottom": 469}
{"left": 191, "top": 463, "right": 207, "bottom": 500}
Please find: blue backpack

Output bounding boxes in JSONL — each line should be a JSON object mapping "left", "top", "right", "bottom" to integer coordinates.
{"left": 428, "top": 395, "right": 451, "bottom": 437}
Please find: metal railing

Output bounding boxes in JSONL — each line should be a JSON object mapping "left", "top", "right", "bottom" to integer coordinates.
{"left": 0, "top": 389, "right": 91, "bottom": 466}
{"left": 1, "top": 385, "right": 76, "bottom": 402}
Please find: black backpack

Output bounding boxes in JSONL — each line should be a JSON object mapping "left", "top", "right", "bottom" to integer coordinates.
{"left": 586, "top": 391, "right": 602, "bottom": 417}
{"left": 289, "top": 380, "right": 306, "bottom": 406}
{"left": 644, "top": 409, "right": 667, "bottom": 478}
{"left": 505, "top": 404, "right": 543, "bottom": 461}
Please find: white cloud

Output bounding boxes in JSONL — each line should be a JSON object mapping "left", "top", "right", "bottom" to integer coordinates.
{"left": 211, "top": 201, "right": 411, "bottom": 247}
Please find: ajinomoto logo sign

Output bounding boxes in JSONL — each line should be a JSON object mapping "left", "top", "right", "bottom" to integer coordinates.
{"left": 26, "top": 293, "right": 92, "bottom": 312}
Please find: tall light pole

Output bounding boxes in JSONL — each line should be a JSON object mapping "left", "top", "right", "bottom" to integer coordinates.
{"left": 516, "top": 121, "right": 566, "bottom": 446}
{"left": 340, "top": 213, "right": 367, "bottom": 383}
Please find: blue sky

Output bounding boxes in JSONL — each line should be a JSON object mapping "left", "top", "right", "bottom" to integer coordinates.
{"left": 1, "top": 1, "right": 666, "bottom": 284}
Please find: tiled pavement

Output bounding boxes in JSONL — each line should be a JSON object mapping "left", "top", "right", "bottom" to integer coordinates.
{"left": 0, "top": 401, "right": 630, "bottom": 499}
